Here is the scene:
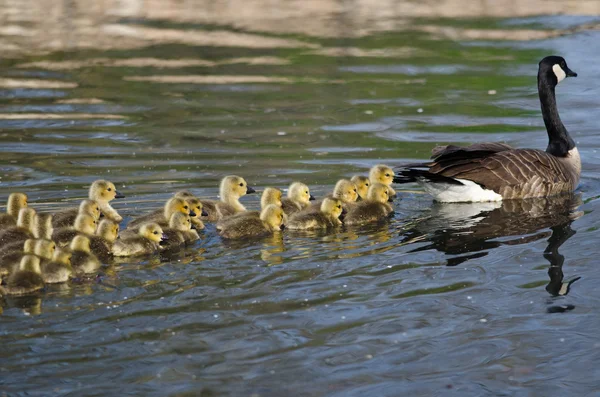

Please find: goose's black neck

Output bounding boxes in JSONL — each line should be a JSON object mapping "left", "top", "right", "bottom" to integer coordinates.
{"left": 538, "top": 74, "right": 574, "bottom": 157}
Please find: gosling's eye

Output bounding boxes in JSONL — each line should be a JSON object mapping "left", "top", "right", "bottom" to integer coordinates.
{"left": 239, "top": 183, "right": 244, "bottom": 187}
{"left": 108, "top": 188, "right": 112, "bottom": 191}
{"left": 365, "top": 183, "right": 369, "bottom": 186}
{"left": 184, "top": 206, "right": 188, "bottom": 210}
{"left": 353, "top": 189, "right": 357, "bottom": 192}
{"left": 153, "top": 231, "right": 158, "bottom": 235}
{"left": 337, "top": 205, "right": 341, "bottom": 209}
{"left": 385, "top": 173, "right": 390, "bottom": 177}
{"left": 305, "top": 191, "right": 308, "bottom": 194}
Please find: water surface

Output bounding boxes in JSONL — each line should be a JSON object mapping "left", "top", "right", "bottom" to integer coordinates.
{"left": 1, "top": 2, "right": 600, "bottom": 395}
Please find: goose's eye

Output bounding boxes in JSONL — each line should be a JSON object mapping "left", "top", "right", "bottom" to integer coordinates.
{"left": 239, "top": 183, "right": 244, "bottom": 187}
{"left": 385, "top": 173, "right": 390, "bottom": 177}
{"left": 305, "top": 191, "right": 308, "bottom": 194}
{"left": 365, "top": 183, "right": 369, "bottom": 186}
{"left": 353, "top": 189, "right": 357, "bottom": 192}
{"left": 184, "top": 206, "right": 188, "bottom": 210}
{"left": 108, "top": 188, "right": 112, "bottom": 192}
{"left": 337, "top": 205, "right": 341, "bottom": 209}
{"left": 153, "top": 231, "right": 158, "bottom": 235}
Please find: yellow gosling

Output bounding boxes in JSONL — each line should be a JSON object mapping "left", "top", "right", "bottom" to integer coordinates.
{"left": 0, "top": 208, "right": 37, "bottom": 246}
{"left": 162, "top": 213, "right": 200, "bottom": 248}
{"left": 33, "top": 213, "right": 53, "bottom": 240}
{"left": 369, "top": 164, "right": 397, "bottom": 197}
{"left": 41, "top": 247, "right": 73, "bottom": 284}
{"left": 0, "top": 238, "right": 37, "bottom": 277}
{"left": 0, "top": 255, "right": 44, "bottom": 296}
{"left": 52, "top": 199, "right": 100, "bottom": 228}
{"left": 112, "top": 223, "right": 165, "bottom": 257}
{"left": 89, "top": 180, "right": 124, "bottom": 223}
{"left": 219, "top": 204, "right": 284, "bottom": 239}
{"left": 344, "top": 183, "right": 394, "bottom": 226}
{"left": 281, "top": 182, "right": 315, "bottom": 216}
{"left": 69, "top": 235, "right": 102, "bottom": 276}
{"left": 127, "top": 197, "right": 195, "bottom": 229}
{"left": 0, "top": 193, "right": 28, "bottom": 228}
{"left": 351, "top": 176, "right": 370, "bottom": 200}
{"left": 89, "top": 219, "right": 120, "bottom": 262}
{"left": 288, "top": 198, "right": 344, "bottom": 230}
{"left": 52, "top": 214, "right": 97, "bottom": 246}
{"left": 200, "top": 175, "right": 256, "bottom": 222}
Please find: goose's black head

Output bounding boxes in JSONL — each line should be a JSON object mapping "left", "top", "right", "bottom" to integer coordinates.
{"left": 538, "top": 55, "right": 577, "bottom": 87}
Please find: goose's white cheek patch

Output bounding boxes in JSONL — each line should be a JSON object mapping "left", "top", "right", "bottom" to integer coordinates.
{"left": 553, "top": 64, "right": 566, "bottom": 83}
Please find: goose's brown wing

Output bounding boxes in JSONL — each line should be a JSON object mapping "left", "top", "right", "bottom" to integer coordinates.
{"left": 431, "top": 149, "right": 576, "bottom": 198}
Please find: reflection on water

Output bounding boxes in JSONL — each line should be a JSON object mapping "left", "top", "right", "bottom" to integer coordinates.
{"left": 2, "top": 1, "right": 600, "bottom": 395}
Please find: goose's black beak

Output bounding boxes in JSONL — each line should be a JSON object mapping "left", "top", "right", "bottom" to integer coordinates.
{"left": 201, "top": 209, "right": 208, "bottom": 217}
{"left": 115, "top": 190, "right": 125, "bottom": 199}
{"left": 309, "top": 195, "right": 315, "bottom": 201}
{"left": 566, "top": 67, "right": 577, "bottom": 77}
{"left": 388, "top": 197, "right": 394, "bottom": 202}
{"left": 189, "top": 210, "right": 196, "bottom": 217}
{"left": 159, "top": 233, "right": 169, "bottom": 245}
{"left": 279, "top": 224, "right": 285, "bottom": 231}
{"left": 246, "top": 186, "right": 256, "bottom": 194}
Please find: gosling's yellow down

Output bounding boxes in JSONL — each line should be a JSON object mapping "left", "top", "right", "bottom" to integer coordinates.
{"left": 112, "top": 223, "right": 166, "bottom": 257}
{"left": 309, "top": 179, "right": 358, "bottom": 213}
{"left": 351, "top": 176, "right": 370, "bottom": 200}
{"left": 89, "top": 219, "right": 119, "bottom": 262}
{"left": 0, "top": 208, "right": 37, "bottom": 246}
{"left": 216, "top": 187, "right": 283, "bottom": 228}
{"left": 162, "top": 213, "right": 200, "bottom": 248}
{"left": 127, "top": 197, "right": 196, "bottom": 229}
{"left": 0, "top": 238, "right": 38, "bottom": 277}
{"left": 40, "top": 247, "right": 73, "bottom": 284}
{"left": 288, "top": 197, "right": 344, "bottom": 230}
{"left": 0, "top": 193, "right": 27, "bottom": 228}
{"left": 34, "top": 213, "right": 53, "bottom": 240}
{"left": 200, "top": 175, "right": 256, "bottom": 222}
{"left": 369, "top": 164, "right": 397, "bottom": 198}
{"left": 344, "top": 183, "right": 394, "bottom": 226}
{"left": 89, "top": 180, "right": 125, "bottom": 223}
{"left": 0, "top": 255, "right": 44, "bottom": 296}
{"left": 52, "top": 214, "right": 97, "bottom": 246}
{"left": 281, "top": 182, "right": 315, "bottom": 216}
{"left": 219, "top": 204, "right": 284, "bottom": 239}
{"left": 69, "top": 235, "right": 102, "bottom": 276}
{"left": 52, "top": 199, "right": 100, "bottom": 228}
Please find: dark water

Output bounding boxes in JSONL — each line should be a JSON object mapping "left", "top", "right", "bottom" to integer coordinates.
{"left": 1, "top": 2, "right": 600, "bottom": 395}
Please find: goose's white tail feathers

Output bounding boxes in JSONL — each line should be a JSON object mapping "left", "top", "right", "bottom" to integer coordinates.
{"left": 420, "top": 178, "right": 503, "bottom": 203}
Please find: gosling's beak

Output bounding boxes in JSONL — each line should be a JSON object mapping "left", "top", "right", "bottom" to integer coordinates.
{"left": 280, "top": 224, "right": 285, "bottom": 231}
{"left": 566, "top": 67, "right": 577, "bottom": 77}
{"left": 201, "top": 209, "right": 208, "bottom": 217}
{"left": 341, "top": 208, "right": 348, "bottom": 215}
{"left": 189, "top": 210, "right": 197, "bottom": 217}
{"left": 309, "top": 195, "right": 316, "bottom": 201}
{"left": 114, "top": 190, "right": 125, "bottom": 199}
{"left": 246, "top": 186, "right": 256, "bottom": 194}
{"left": 99, "top": 212, "right": 105, "bottom": 218}
{"left": 159, "top": 233, "right": 169, "bottom": 245}
{"left": 191, "top": 223, "right": 197, "bottom": 230}
{"left": 356, "top": 196, "right": 363, "bottom": 202}
{"left": 388, "top": 197, "right": 394, "bottom": 202}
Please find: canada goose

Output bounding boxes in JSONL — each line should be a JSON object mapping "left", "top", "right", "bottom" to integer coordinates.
{"left": 127, "top": 197, "right": 196, "bottom": 229}
{"left": 89, "top": 219, "right": 120, "bottom": 262}
{"left": 33, "top": 213, "right": 53, "bottom": 240}
{"left": 0, "top": 208, "right": 37, "bottom": 246}
{"left": 0, "top": 193, "right": 27, "bottom": 228}
{"left": 33, "top": 239, "right": 57, "bottom": 260}
{"left": 0, "top": 255, "right": 44, "bottom": 296}
{"left": 369, "top": 164, "right": 397, "bottom": 198}
{"left": 216, "top": 187, "right": 283, "bottom": 228}
{"left": 344, "top": 183, "right": 394, "bottom": 226}
{"left": 281, "top": 182, "right": 315, "bottom": 216}
{"left": 89, "top": 180, "right": 124, "bottom": 222}
{"left": 308, "top": 179, "right": 358, "bottom": 212}
{"left": 52, "top": 214, "right": 97, "bottom": 246}
{"left": 0, "top": 238, "right": 38, "bottom": 277}
{"left": 41, "top": 247, "right": 72, "bottom": 284}
{"left": 52, "top": 199, "right": 100, "bottom": 228}
{"left": 112, "top": 223, "right": 166, "bottom": 257}
{"left": 218, "top": 204, "right": 284, "bottom": 239}
{"left": 162, "top": 213, "right": 200, "bottom": 248}
{"left": 288, "top": 197, "right": 344, "bottom": 230}
{"left": 351, "top": 176, "right": 370, "bottom": 200}
{"left": 69, "top": 235, "right": 102, "bottom": 275}
{"left": 394, "top": 56, "right": 579, "bottom": 202}
{"left": 200, "top": 175, "right": 256, "bottom": 222}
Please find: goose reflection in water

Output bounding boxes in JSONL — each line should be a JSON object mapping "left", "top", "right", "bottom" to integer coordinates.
{"left": 401, "top": 194, "right": 582, "bottom": 297}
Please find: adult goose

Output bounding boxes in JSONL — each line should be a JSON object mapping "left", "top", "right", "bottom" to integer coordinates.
{"left": 393, "top": 55, "right": 579, "bottom": 202}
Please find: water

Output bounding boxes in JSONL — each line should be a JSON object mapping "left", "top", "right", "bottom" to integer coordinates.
{"left": 1, "top": 1, "right": 600, "bottom": 395}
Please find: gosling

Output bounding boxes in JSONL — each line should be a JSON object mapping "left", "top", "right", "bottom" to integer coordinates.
{"left": 89, "top": 219, "right": 120, "bottom": 262}
{"left": 89, "top": 179, "right": 125, "bottom": 223}
{"left": 369, "top": 164, "right": 397, "bottom": 198}
{"left": 0, "top": 255, "right": 44, "bottom": 296}
{"left": 41, "top": 247, "right": 72, "bottom": 284}
{"left": 281, "top": 182, "right": 315, "bottom": 216}
{"left": 288, "top": 197, "right": 344, "bottom": 230}
{"left": 127, "top": 197, "right": 195, "bottom": 229}
{"left": 52, "top": 199, "right": 100, "bottom": 228}
{"left": 0, "top": 193, "right": 28, "bottom": 228}
{"left": 112, "top": 223, "right": 166, "bottom": 257}
{"left": 34, "top": 213, "right": 53, "bottom": 240}
{"left": 218, "top": 204, "right": 284, "bottom": 239}
{"left": 351, "top": 176, "right": 370, "bottom": 201}
{"left": 69, "top": 235, "right": 102, "bottom": 276}
{"left": 52, "top": 214, "right": 97, "bottom": 246}
{"left": 344, "top": 183, "right": 394, "bottom": 226}
{"left": 200, "top": 175, "right": 255, "bottom": 222}
{"left": 216, "top": 187, "right": 283, "bottom": 228}
{"left": 162, "top": 212, "right": 200, "bottom": 248}
{"left": 0, "top": 208, "right": 37, "bottom": 246}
